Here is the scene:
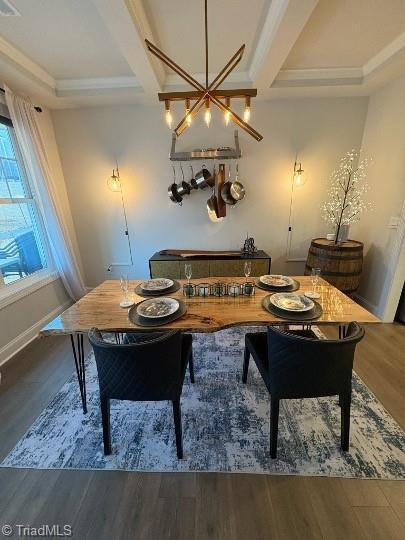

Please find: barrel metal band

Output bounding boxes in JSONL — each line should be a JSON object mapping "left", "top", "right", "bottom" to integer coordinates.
{"left": 308, "top": 251, "right": 363, "bottom": 261}
{"left": 305, "top": 265, "right": 362, "bottom": 277}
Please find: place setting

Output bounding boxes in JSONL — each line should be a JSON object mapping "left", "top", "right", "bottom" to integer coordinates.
{"left": 255, "top": 273, "right": 300, "bottom": 292}
{"left": 262, "top": 292, "right": 323, "bottom": 321}
{"left": 129, "top": 296, "right": 187, "bottom": 327}
{"left": 134, "top": 277, "right": 181, "bottom": 297}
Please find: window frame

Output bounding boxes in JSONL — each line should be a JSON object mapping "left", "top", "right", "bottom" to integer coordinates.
{"left": 0, "top": 117, "right": 57, "bottom": 308}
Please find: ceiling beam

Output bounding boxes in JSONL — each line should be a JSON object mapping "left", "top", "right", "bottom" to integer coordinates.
{"left": 363, "top": 31, "right": 405, "bottom": 78}
{"left": 91, "top": 0, "right": 164, "bottom": 96}
{"left": 0, "top": 36, "right": 55, "bottom": 91}
{"left": 249, "top": 0, "right": 319, "bottom": 90}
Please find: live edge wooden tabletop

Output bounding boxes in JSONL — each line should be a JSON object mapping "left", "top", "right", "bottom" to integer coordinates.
{"left": 40, "top": 277, "right": 380, "bottom": 336}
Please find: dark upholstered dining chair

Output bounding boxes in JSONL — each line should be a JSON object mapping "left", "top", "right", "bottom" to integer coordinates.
{"left": 88, "top": 328, "right": 194, "bottom": 458}
{"left": 242, "top": 323, "right": 365, "bottom": 458}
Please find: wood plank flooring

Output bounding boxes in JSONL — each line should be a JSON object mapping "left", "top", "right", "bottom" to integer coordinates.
{"left": 0, "top": 324, "right": 404, "bottom": 539}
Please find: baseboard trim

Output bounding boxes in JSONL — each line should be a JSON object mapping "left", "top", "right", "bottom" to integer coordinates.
{"left": 0, "top": 299, "right": 72, "bottom": 367}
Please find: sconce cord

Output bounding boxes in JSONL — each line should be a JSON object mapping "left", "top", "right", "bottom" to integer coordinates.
{"left": 286, "top": 160, "right": 296, "bottom": 260}
{"left": 107, "top": 162, "right": 134, "bottom": 272}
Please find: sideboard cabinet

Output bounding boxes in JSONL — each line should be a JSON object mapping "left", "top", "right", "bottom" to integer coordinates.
{"left": 149, "top": 251, "right": 271, "bottom": 279}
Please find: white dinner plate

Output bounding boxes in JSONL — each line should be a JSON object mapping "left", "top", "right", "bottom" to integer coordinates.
{"left": 140, "top": 278, "right": 174, "bottom": 291}
{"left": 259, "top": 274, "right": 294, "bottom": 287}
{"left": 136, "top": 297, "right": 179, "bottom": 319}
{"left": 270, "top": 293, "right": 314, "bottom": 312}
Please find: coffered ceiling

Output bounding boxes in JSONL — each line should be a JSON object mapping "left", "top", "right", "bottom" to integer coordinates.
{"left": 0, "top": 0, "right": 404, "bottom": 108}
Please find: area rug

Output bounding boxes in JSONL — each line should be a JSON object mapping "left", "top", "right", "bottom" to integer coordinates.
{"left": 2, "top": 326, "right": 405, "bottom": 478}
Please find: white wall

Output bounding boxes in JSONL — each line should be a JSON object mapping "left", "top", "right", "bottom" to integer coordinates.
{"left": 52, "top": 97, "right": 368, "bottom": 287}
{"left": 352, "top": 73, "right": 405, "bottom": 321}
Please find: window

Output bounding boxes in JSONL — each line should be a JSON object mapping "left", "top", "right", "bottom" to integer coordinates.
{"left": 0, "top": 121, "right": 49, "bottom": 288}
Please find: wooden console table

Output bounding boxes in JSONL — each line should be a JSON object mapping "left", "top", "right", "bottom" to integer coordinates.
{"left": 149, "top": 250, "right": 271, "bottom": 279}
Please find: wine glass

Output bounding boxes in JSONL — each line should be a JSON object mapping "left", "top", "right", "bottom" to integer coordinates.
{"left": 307, "top": 267, "right": 321, "bottom": 298}
{"left": 244, "top": 261, "right": 252, "bottom": 282}
{"left": 120, "top": 274, "right": 129, "bottom": 302}
{"left": 185, "top": 264, "right": 192, "bottom": 285}
{"left": 311, "top": 268, "right": 321, "bottom": 289}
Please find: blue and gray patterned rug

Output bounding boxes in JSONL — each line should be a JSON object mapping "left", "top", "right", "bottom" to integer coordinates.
{"left": 2, "top": 326, "right": 405, "bottom": 478}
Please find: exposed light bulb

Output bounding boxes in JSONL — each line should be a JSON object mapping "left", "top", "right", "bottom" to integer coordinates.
{"left": 293, "top": 163, "right": 306, "bottom": 187}
{"left": 107, "top": 170, "right": 121, "bottom": 192}
{"left": 204, "top": 98, "right": 211, "bottom": 127}
{"left": 165, "top": 100, "right": 172, "bottom": 129}
{"left": 165, "top": 110, "right": 173, "bottom": 129}
{"left": 243, "top": 96, "right": 251, "bottom": 122}
{"left": 224, "top": 97, "right": 231, "bottom": 126}
{"left": 185, "top": 98, "right": 191, "bottom": 127}
{"left": 186, "top": 112, "right": 192, "bottom": 127}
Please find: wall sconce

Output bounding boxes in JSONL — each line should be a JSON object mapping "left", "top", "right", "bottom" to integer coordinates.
{"left": 293, "top": 161, "right": 306, "bottom": 187}
{"left": 106, "top": 164, "right": 134, "bottom": 272}
{"left": 107, "top": 168, "right": 122, "bottom": 192}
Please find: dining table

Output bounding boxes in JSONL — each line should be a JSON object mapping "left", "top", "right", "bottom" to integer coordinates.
{"left": 40, "top": 276, "right": 380, "bottom": 413}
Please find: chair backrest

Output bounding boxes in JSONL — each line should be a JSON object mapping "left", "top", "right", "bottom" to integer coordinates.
{"left": 88, "top": 328, "right": 183, "bottom": 402}
{"left": 267, "top": 322, "right": 365, "bottom": 399}
{"left": 15, "top": 231, "right": 43, "bottom": 274}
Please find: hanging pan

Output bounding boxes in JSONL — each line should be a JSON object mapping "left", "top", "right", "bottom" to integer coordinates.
{"left": 176, "top": 163, "right": 191, "bottom": 197}
{"left": 168, "top": 166, "right": 183, "bottom": 204}
{"left": 220, "top": 164, "right": 237, "bottom": 205}
{"left": 194, "top": 165, "right": 214, "bottom": 189}
{"left": 230, "top": 163, "right": 245, "bottom": 201}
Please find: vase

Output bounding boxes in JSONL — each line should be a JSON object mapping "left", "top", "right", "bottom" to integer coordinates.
{"left": 337, "top": 224, "right": 350, "bottom": 243}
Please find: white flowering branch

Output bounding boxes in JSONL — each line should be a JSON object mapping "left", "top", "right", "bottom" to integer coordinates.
{"left": 322, "top": 149, "right": 373, "bottom": 244}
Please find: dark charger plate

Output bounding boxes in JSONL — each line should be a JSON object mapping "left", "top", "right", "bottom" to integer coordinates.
{"left": 255, "top": 277, "right": 300, "bottom": 293}
{"left": 134, "top": 280, "right": 181, "bottom": 298}
{"left": 262, "top": 295, "right": 323, "bottom": 321}
{"left": 129, "top": 298, "right": 187, "bottom": 327}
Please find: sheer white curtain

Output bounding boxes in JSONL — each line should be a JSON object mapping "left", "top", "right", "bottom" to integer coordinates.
{"left": 5, "top": 85, "right": 86, "bottom": 300}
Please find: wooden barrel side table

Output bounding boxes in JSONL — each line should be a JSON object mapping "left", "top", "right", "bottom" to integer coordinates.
{"left": 305, "top": 238, "right": 363, "bottom": 295}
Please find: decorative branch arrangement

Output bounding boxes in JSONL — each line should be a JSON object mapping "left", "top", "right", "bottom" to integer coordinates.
{"left": 322, "top": 150, "right": 373, "bottom": 244}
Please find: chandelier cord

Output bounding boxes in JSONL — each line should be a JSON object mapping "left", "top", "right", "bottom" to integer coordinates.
{"left": 205, "top": 0, "right": 208, "bottom": 88}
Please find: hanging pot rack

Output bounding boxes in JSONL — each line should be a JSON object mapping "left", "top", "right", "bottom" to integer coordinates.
{"left": 170, "top": 130, "right": 241, "bottom": 161}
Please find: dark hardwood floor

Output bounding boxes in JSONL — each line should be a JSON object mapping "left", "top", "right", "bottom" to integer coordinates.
{"left": 0, "top": 324, "right": 404, "bottom": 539}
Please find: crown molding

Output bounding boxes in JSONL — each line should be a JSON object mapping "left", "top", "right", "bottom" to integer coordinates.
{"left": 273, "top": 67, "right": 363, "bottom": 87}
{"left": 56, "top": 76, "right": 140, "bottom": 94}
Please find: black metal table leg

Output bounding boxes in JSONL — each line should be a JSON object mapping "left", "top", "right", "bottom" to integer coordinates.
{"left": 70, "top": 333, "right": 87, "bottom": 414}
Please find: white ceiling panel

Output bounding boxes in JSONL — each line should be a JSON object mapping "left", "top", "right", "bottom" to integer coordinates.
{"left": 0, "top": 0, "right": 133, "bottom": 78}
{"left": 284, "top": 0, "right": 405, "bottom": 69}
{"left": 142, "top": 0, "right": 269, "bottom": 74}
